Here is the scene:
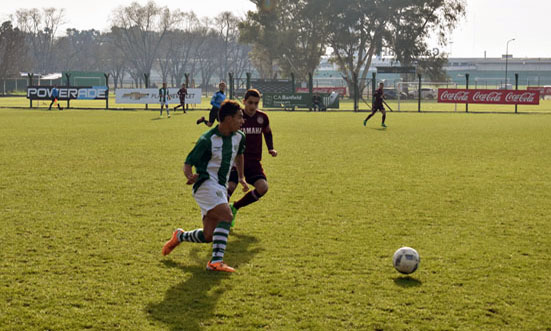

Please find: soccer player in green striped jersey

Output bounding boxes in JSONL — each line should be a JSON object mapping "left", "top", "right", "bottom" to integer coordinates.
{"left": 162, "top": 100, "right": 249, "bottom": 272}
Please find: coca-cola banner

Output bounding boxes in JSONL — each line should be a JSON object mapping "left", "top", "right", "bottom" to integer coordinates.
{"left": 438, "top": 89, "right": 540, "bottom": 105}
{"left": 527, "top": 86, "right": 551, "bottom": 96}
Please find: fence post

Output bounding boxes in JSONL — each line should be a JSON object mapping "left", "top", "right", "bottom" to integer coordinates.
{"left": 352, "top": 72, "right": 358, "bottom": 112}
{"left": 418, "top": 74, "right": 422, "bottom": 112}
{"left": 515, "top": 73, "right": 519, "bottom": 114}
{"left": 104, "top": 73, "right": 110, "bottom": 110}
{"left": 372, "top": 72, "right": 376, "bottom": 110}
{"left": 246, "top": 72, "right": 251, "bottom": 90}
{"left": 28, "top": 73, "right": 33, "bottom": 108}
{"left": 465, "top": 73, "right": 470, "bottom": 113}
{"left": 65, "top": 73, "right": 71, "bottom": 109}
{"left": 144, "top": 73, "right": 150, "bottom": 110}
{"left": 228, "top": 72, "right": 234, "bottom": 99}
{"left": 290, "top": 73, "right": 295, "bottom": 93}
{"left": 184, "top": 73, "right": 190, "bottom": 111}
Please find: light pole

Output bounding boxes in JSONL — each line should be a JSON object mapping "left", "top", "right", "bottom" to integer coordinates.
{"left": 505, "top": 38, "right": 515, "bottom": 89}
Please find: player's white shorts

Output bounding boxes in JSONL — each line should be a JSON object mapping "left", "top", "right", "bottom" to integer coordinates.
{"left": 192, "top": 179, "right": 228, "bottom": 216}
{"left": 161, "top": 101, "right": 169, "bottom": 106}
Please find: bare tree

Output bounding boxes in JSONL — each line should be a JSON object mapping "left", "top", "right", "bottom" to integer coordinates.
{"left": 15, "top": 8, "right": 65, "bottom": 73}
{"left": 110, "top": 1, "right": 183, "bottom": 82}
{"left": 99, "top": 32, "right": 128, "bottom": 88}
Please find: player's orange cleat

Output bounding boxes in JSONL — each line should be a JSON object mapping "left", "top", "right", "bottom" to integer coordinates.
{"left": 162, "top": 229, "right": 183, "bottom": 256}
{"left": 206, "top": 261, "right": 235, "bottom": 272}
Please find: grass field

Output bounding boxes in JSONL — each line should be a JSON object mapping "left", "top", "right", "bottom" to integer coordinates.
{"left": 1, "top": 108, "right": 550, "bottom": 330}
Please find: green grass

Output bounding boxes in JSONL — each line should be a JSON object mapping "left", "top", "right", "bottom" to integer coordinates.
{"left": 1, "top": 108, "right": 550, "bottom": 330}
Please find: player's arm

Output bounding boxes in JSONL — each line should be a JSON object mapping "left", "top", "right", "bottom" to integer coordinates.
{"left": 183, "top": 164, "right": 198, "bottom": 185}
{"left": 263, "top": 125, "right": 277, "bottom": 157}
{"left": 234, "top": 154, "right": 249, "bottom": 192}
{"left": 183, "top": 137, "right": 208, "bottom": 185}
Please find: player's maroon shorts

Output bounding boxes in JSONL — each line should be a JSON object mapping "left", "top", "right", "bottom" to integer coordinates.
{"left": 229, "top": 159, "right": 267, "bottom": 185}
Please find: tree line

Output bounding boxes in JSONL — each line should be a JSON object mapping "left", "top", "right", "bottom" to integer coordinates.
{"left": 0, "top": 0, "right": 465, "bottom": 91}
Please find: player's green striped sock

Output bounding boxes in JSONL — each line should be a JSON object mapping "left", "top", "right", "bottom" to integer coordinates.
{"left": 211, "top": 222, "right": 231, "bottom": 263}
{"left": 178, "top": 229, "right": 206, "bottom": 243}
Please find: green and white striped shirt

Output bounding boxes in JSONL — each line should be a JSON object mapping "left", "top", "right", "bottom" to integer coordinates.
{"left": 185, "top": 125, "right": 246, "bottom": 192}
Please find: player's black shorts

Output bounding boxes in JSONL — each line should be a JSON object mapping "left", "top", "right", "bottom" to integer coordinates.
{"left": 228, "top": 159, "right": 267, "bottom": 185}
{"left": 372, "top": 103, "right": 385, "bottom": 112}
{"left": 208, "top": 106, "right": 219, "bottom": 123}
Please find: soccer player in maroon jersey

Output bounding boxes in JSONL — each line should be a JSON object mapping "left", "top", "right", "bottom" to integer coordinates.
{"left": 364, "top": 82, "right": 387, "bottom": 128}
{"left": 227, "top": 89, "right": 277, "bottom": 227}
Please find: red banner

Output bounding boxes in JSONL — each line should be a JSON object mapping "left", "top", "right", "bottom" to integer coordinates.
{"left": 438, "top": 89, "right": 540, "bottom": 105}
{"left": 527, "top": 86, "right": 551, "bottom": 96}
{"left": 296, "top": 87, "right": 347, "bottom": 95}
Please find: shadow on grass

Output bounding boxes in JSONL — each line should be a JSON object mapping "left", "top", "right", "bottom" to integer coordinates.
{"left": 146, "top": 232, "right": 260, "bottom": 330}
{"left": 393, "top": 276, "right": 422, "bottom": 288}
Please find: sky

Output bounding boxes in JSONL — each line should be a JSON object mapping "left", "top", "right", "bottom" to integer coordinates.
{"left": 2, "top": 0, "right": 551, "bottom": 59}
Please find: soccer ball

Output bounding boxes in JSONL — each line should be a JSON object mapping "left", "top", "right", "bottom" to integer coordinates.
{"left": 393, "top": 247, "right": 420, "bottom": 274}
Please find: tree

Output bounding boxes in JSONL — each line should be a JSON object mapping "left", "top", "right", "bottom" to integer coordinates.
{"left": 239, "top": 0, "right": 328, "bottom": 81}
{"left": 325, "top": 0, "right": 465, "bottom": 97}
{"left": 15, "top": 8, "right": 65, "bottom": 73}
{"left": 0, "top": 21, "right": 28, "bottom": 93}
{"left": 55, "top": 29, "right": 102, "bottom": 71}
{"left": 110, "top": 1, "right": 183, "bottom": 84}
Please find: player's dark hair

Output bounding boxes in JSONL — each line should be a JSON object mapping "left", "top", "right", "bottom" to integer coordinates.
{"left": 244, "top": 89, "right": 261, "bottom": 100}
{"left": 218, "top": 100, "right": 241, "bottom": 122}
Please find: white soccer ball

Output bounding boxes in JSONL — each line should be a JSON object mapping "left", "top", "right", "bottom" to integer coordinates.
{"left": 393, "top": 247, "right": 420, "bottom": 274}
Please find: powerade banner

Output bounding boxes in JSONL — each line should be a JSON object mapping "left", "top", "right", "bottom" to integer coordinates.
{"left": 437, "top": 89, "right": 540, "bottom": 105}
{"left": 115, "top": 88, "right": 202, "bottom": 104}
{"left": 263, "top": 93, "right": 340, "bottom": 109}
{"left": 27, "top": 86, "right": 108, "bottom": 100}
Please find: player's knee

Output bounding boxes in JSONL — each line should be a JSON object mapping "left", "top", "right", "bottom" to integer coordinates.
{"left": 255, "top": 182, "right": 268, "bottom": 196}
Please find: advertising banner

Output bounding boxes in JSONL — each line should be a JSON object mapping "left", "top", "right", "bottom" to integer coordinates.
{"left": 527, "top": 86, "right": 551, "bottom": 97}
{"left": 263, "top": 92, "right": 340, "bottom": 109}
{"left": 437, "top": 89, "right": 540, "bottom": 105}
{"left": 115, "top": 88, "right": 202, "bottom": 104}
{"left": 295, "top": 87, "right": 347, "bottom": 95}
{"left": 27, "top": 86, "right": 108, "bottom": 100}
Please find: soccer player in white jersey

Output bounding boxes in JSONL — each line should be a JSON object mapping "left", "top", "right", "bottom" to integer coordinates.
{"left": 162, "top": 100, "right": 249, "bottom": 272}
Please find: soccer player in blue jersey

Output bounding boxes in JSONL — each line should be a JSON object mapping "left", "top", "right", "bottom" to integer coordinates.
{"left": 197, "top": 81, "right": 226, "bottom": 127}
{"left": 163, "top": 100, "right": 249, "bottom": 272}
{"left": 48, "top": 86, "right": 63, "bottom": 110}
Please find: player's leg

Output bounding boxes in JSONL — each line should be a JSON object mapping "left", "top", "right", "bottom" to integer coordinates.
{"left": 48, "top": 98, "right": 54, "bottom": 110}
{"left": 381, "top": 108, "right": 387, "bottom": 127}
{"left": 203, "top": 204, "right": 235, "bottom": 272}
{"left": 233, "top": 160, "right": 268, "bottom": 213}
{"left": 160, "top": 104, "right": 163, "bottom": 116}
{"left": 227, "top": 167, "right": 238, "bottom": 198}
{"left": 364, "top": 109, "right": 376, "bottom": 125}
{"left": 205, "top": 107, "right": 218, "bottom": 127}
{"left": 166, "top": 102, "right": 170, "bottom": 118}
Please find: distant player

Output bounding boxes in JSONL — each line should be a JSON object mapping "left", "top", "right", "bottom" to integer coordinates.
{"left": 162, "top": 100, "right": 249, "bottom": 272}
{"left": 364, "top": 82, "right": 387, "bottom": 128}
{"left": 174, "top": 83, "right": 188, "bottom": 113}
{"left": 159, "top": 82, "right": 170, "bottom": 118}
{"left": 197, "top": 82, "right": 226, "bottom": 127}
{"left": 48, "top": 86, "right": 63, "bottom": 110}
{"left": 227, "top": 89, "right": 277, "bottom": 227}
